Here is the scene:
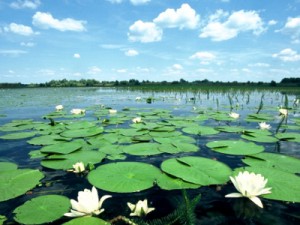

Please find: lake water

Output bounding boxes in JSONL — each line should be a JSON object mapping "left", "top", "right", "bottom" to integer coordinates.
{"left": 0, "top": 87, "right": 299, "bottom": 225}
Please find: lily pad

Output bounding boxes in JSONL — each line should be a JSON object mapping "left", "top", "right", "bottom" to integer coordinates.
{"left": 14, "top": 195, "right": 70, "bottom": 224}
{"left": 0, "top": 131, "right": 37, "bottom": 140}
{"left": 41, "top": 150, "right": 105, "bottom": 170}
{"left": 234, "top": 167, "right": 300, "bottom": 203}
{"left": 0, "top": 162, "right": 18, "bottom": 171}
{"left": 161, "top": 157, "right": 232, "bottom": 185}
{"left": 242, "top": 152, "right": 300, "bottom": 174}
{"left": 60, "top": 126, "right": 104, "bottom": 138}
{"left": 40, "top": 141, "right": 82, "bottom": 155}
{"left": 275, "top": 132, "right": 300, "bottom": 142}
{"left": 62, "top": 216, "right": 110, "bottom": 225}
{"left": 123, "top": 143, "right": 162, "bottom": 156}
{"left": 0, "top": 169, "right": 44, "bottom": 202}
{"left": 88, "top": 162, "right": 161, "bottom": 193}
{"left": 156, "top": 173, "right": 201, "bottom": 190}
{"left": 206, "top": 140, "right": 264, "bottom": 155}
{"left": 182, "top": 125, "right": 219, "bottom": 136}
{"left": 27, "top": 134, "right": 71, "bottom": 146}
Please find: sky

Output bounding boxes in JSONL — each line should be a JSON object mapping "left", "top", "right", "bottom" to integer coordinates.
{"left": 0, "top": 0, "right": 300, "bottom": 84}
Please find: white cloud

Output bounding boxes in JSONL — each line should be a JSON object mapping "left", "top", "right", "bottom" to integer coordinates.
{"left": 20, "top": 42, "right": 35, "bottom": 47}
{"left": 0, "top": 49, "right": 27, "bottom": 57}
{"left": 87, "top": 66, "right": 102, "bottom": 75}
{"left": 125, "top": 49, "right": 139, "bottom": 56}
{"left": 200, "top": 10, "right": 264, "bottom": 41}
{"left": 172, "top": 64, "right": 183, "bottom": 70}
{"left": 32, "top": 12, "right": 86, "bottom": 32}
{"left": 248, "top": 63, "right": 270, "bottom": 67}
{"left": 9, "top": 70, "right": 15, "bottom": 74}
{"left": 280, "top": 17, "right": 300, "bottom": 43}
{"left": 116, "top": 69, "right": 127, "bottom": 73}
{"left": 73, "top": 53, "right": 80, "bottom": 58}
{"left": 4, "top": 23, "right": 35, "bottom": 36}
{"left": 10, "top": 0, "right": 40, "bottom": 9}
{"left": 272, "top": 48, "right": 300, "bottom": 62}
{"left": 130, "top": 0, "right": 150, "bottom": 5}
{"left": 268, "top": 20, "right": 277, "bottom": 26}
{"left": 106, "top": 0, "right": 123, "bottom": 3}
{"left": 153, "top": 3, "right": 200, "bottom": 30}
{"left": 128, "top": 20, "right": 162, "bottom": 43}
{"left": 190, "top": 51, "right": 216, "bottom": 62}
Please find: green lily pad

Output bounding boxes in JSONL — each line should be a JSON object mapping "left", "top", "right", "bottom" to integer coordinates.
{"left": 41, "top": 150, "right": 105, "bottom": 170}
{"left": 182, "top": 125, "right": 219, "bottom": 136}
{"left": 275, "top": 132, "right": 300, "bottom": 142}
{"left": 242, "top": 152, "right": 300, "bottom": 174}
{"left": 40, "top": 141, "right": 82, "bottom": 155}
{"left": 27, "top": 134, "right": 71, "bottom": 146}
{"left": 0, "top": 169, "right": 44, "bottom": 202}
{"left": 123, "top": 143, "right": 162, "bottom": 156}
{"left": 88, "top": 162, "right": 161, "bottom": 193}
{"left": 161, "top": 157, "right": 232, "bottom": 185}
{"left": 206, "top": 140, "right": 264, "bottom": 155}
{"left": 245, "top": 113, "right": 274, "bottom": 122}
{"left": 62, "top": 216, "right": 111, "bottom": 225}
{"left": 0, "top": 131, "right": 37, "bottom": 140}
{"left": 156, "top": 173, "right": 201, "bottom": 190}
{"left": 66, "top": 121, "right": 97, "bottom": 130}
{"left": 234, "top": 167, "right": 300, "bottom": 203}
{"left": 60, "top": 127, "right": 104, "bottom": 138}
{"left": 0, "top": 162, "right": 18, "bottom": 171}
{"left": 14, "top": 195, "right": 70, "bottom": 224}
{"left": 216, "top": 126, "right": 244, "bottom": 133}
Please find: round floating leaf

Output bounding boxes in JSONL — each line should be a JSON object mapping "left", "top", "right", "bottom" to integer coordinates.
{"left": 40, "top": 141, "right": 82, "bottom": 155}
{"left": 275, "top": 132, "right": 300, "bottom": 142}
{"left": 41, "top": 150, "right": 105, "bottom": 170}
{"left": 234, "top": 167, "right": 300, "bottom": 203}
{"left": 242, "top": 152, "right": 300, "bottom": 174}
{"left": 154, "top": 135, "right": 196, "bottom": 144}
{"left": 216, "top": 126, "right": 244, "bottom": 133}
{"left": 157, "top": 173, "right": 201, "bottom": 190}
{"left": 62, "top": 216, "right": 110, "bottom": 225}
{"left": 0, "top": 169, "right": 44, "bottom": 202}
{"left": 27, "top": 135, "right": 71, "bottom": 146}
{"left": 123, "top": 143, "right": 162, "bottom": 156}
{"left": 0, "top": 162, "right": 18, "bottom": 171}
{"left": 161, "top": 157, "right": 232, "bottom": 186}
{"left": 60, "top": 127, "right": 104, "bottom": 138}
{"left": 66, "top": 121, "right": 97, "bottom": 130}
{"left": 88, "top": 162, "right": 161, "bottom": 193}
{"left": 14, "top": 195, "right": 70, "bottom": 225}
{"left": 0, "top": 131, "right": 36, "bottom": 140}
{"left": 245, "top": 113, "right": 274, "bottom": 122}
{"left": 182, "top": 125, "right": 219, "bottom": 136}
{"left": 206, "top": 140, "right": 264, "bottom": 155}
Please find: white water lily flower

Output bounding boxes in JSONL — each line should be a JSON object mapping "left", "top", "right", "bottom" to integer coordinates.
{"left": 135, "top": 97, "right": 142, "bottom": 101}
{"left": 225, "top": 171, "right": 272, "bottom": 208}
{"left": 71, "top": 108, "right": 85, "bottom": 115}
{"left": 132, "top": 117, "right": 142, "bottom": 123}
{"left": 127, "top": 199, "right": 155, "bottom": 217}
{"left": 64, "top": 186, "right": 112, "bottom": 217}
{"left": 109, "top": 109, "right": 117, "bottom": 114}
{"left": 72, "top": 162, "right": 85, "bottom": 173}
{"left": 279, "top": 108, "right": 288, "bottom": 117}
{"left": 258, "top": 122, "right": 271, "bottom": 130}
{"left": 229, "top": 112, "right": 240, "bottom": 119}
{"left": 55, "top": 105, "right": 63, "bottom": 111}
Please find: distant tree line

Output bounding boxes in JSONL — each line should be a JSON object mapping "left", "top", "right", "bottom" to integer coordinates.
{"left": 1, "top": 77, "right": 299, "bottom": 88}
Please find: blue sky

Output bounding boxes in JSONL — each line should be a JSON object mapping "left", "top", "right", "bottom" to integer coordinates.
{"left": 0, "top": 0, "right": 300, "bottom": 84}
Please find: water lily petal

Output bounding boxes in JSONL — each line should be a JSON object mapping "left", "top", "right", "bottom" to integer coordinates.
{"left": 249, "top": 196, "right": 264, "bottom": 208}
{"left": 225, "top": 192, "right": 243, "bottom": 198}
{"left": 64, "top": 209, "right": 86, "bottom": 217}
{"left": 98, "top": 194, "right": 112, "bottom": 210}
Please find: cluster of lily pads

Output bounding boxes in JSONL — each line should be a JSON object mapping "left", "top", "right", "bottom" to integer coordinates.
{"left": 0, "top": 93, "right": 300, "bottom": 225}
